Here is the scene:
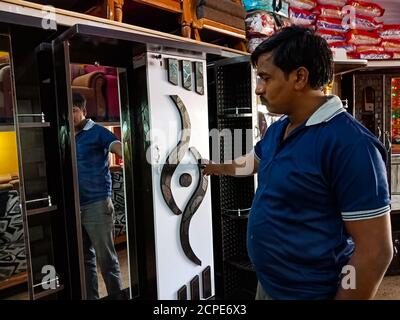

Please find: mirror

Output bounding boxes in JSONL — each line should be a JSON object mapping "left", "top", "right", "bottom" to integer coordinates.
{"left": 0, "top": 35, "right": 28, "bottom": 300}
{"left": 391, "top": 78, "right": 400, "bottom": 210}
{"left": 70, "top": 63, "right": 134, "bottom": 299}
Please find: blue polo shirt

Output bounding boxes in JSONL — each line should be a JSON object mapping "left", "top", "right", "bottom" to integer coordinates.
{"left": 247, "top": 95, "right": 390, "bottom": 300}
{"left": 75, "top": 119, "right": 119, "bottom": 205}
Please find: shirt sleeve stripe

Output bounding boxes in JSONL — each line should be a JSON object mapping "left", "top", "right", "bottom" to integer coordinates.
{"left": 342, "top": 205, "right": 390, "bottom": 221}
{"left": 342, "top": 210, "right": 389, "bottom": 221}
{"left": 342, "top": 205, "right": 390, "bottom": 216}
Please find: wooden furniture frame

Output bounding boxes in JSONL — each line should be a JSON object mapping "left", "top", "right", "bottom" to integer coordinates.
{"left": 190, "top": 0, "right": 246, "bottom": 51}
{"left": 117, "top": 0, "right": 192, "bottom": 38}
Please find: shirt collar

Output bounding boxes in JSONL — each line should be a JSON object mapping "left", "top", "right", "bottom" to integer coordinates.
{"left": 276, "top": 95, "right": 345, "bottom": 127}
{"left": 305, "top": 95, "right": 345, "bottom": 126}
{"left": 83, "top": 119, "right": 95, "bottom": 131}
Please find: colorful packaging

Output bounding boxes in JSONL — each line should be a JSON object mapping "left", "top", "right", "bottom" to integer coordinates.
{"left": 289, "top": 7, "right": 316, "bottom": 25}
{"left": 380, "top": 25, "right": 400, "bottom": 40}
{"left": 348, "top": 50, "right": 393, "bottom": 59}
{"left": 246, "top": 10, "right": 276, "bottom": 36}
{"left": 316, "top": 17, "right": 349, "bottom": 33}
{"left": 356, "top": 45, "right": 385, "bottom": 53}
{"left": 382, "top": 40, "right": 400, "bottom": 52}
{"left": 317, "top": 0, "right": 347, "bottom": 6}
{"left": 329, "top": 41, "right": 356, "bottom": 52}
{"left": 286, "top": 0, "right": 317, "bottom": 10}
{"left": 313, "top": 5, "right": 343, "bottom": 19}
{"left": 346, "top": 0, "right": 385, "bottom": 18}
{"left": 247, "top": 36, "right": 269, "bottom": 53}
{"left": 346, "top": 29, "right": 382, "bottom": 45}
{"left": 392, "top": 52, "right": 400, "bottom": 59}
{"left": 242, "top": 0, "right": 289, "bottom": 17}
{"left": 342, "top": 14, "right": 383, "bottom": 31}
{"left": 316, "top": 30, "right": 347, "bottom": 43}
{"left": 274, "top": 16, "right": 292, "bottom": 30}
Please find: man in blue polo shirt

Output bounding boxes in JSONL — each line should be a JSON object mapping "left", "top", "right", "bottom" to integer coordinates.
{"left": 204, "top": 26, "right": 393, "bottom": 299}
{"left": 72, "top": 92, "right": 123, "bottom": 300}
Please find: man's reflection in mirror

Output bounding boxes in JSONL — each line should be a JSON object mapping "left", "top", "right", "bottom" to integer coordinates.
{"left": 72, "top": 92, "right": 123, "bottom": 299}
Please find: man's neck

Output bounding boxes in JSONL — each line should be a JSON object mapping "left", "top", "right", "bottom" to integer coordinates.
{"left": 287, "top": 92, "right": 328, "bottom": 127}
{"left": 75, "top": 118, "right": 88, "bottom": 134}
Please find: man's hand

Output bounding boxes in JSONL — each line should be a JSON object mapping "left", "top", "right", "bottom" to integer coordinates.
{"left": 203, "top": 161, "right": 229, "bottom": 176}
{"left": 202, "top": 153, "right": 259, "bottom": 177}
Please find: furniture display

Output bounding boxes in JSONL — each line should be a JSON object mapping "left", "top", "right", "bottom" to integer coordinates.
{"left": 71, "top": 64, "right": 120, "bottom": 121}
{"left": 0, "top": 4, "right": 246, "bottom": 299}
{"left": 71, "top": 66, "right": 107, "bottom": 120}
{"left": 122, "top": 0, "right": 192, "bottom": 37}
{"left": 191, "top": 0, "right": 247, "bottom": 50}
{"left": 79, "top": 0, "right": 247, "bottom": 49}
{"left": 85, "top": 0, "right": 125, "bottom": 22}
{"left": 0, "top": 29, "right": 80, "bottom": 299}
{"left": 132, "top": 49, "right": 214, "bottom": 299}
{"left": 207, "top": 56, "right": 259, "bottom": 299}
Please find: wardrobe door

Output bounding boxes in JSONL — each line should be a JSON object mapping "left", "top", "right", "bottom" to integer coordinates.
{"left": 0, "top": 34, "right": 29, "bottom": 300}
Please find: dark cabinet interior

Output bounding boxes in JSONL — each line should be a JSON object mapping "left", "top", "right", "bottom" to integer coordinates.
{"left": 207, "top": 56, "right": 257, "bottom": 299}
{"left": 11, "top": 31, "right": 73, "bottom": 300}
{"left": 0, "top": 24, "right": 76, "bottom": 299}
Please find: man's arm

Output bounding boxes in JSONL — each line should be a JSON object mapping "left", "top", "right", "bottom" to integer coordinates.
{"left": 110, "top": 141, "right": 123, "bottom": 158}
{"left": 335, "top": 213, "right": 393, "bottom": 300}
{"left": 203, "top": 153, "right": 259, "bottom": 177}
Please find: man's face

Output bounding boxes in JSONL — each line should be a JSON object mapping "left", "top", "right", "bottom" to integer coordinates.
{"left": 255, "top": 53, "right": 295, "bottom": 115}
{"left": 72, "top": 106, "right": 86, "bottom": 127}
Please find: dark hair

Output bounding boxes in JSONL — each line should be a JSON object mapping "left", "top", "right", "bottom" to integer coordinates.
{"left": 72, "top": 92, "right": 86, "bottom": 109}
{"left": 251, "top": 26, "right": 333, "bottom": 90}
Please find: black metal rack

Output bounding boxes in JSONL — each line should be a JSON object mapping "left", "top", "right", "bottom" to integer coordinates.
{"left": 207, "top": 56, "right": 257, "bottom": 299}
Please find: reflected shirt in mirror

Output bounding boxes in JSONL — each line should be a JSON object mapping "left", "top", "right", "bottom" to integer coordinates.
{"left": 75, "top": 119, "right": 118, "bottom": 205}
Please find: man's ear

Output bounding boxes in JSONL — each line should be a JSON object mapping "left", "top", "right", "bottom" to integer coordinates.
{"left": 293, "top": 67, "right": 309, "bottom": 91}
{"left": 82, "top": 107, "right": 87, "bottom": 116}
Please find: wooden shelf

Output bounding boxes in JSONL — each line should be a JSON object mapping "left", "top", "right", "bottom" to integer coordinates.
{"left": 110, "top": 165, "right": 123, "bottom": 173}
{"left": 0, "top": 124, "right": 15, "bottom": 132}
{"left": 0, "top": 122, "right": 51, "bottom": 131}
{"left": 367, "top": 60, "right": 400, "bottom": 69}
{"left": 27, "top": 205, "right": 57, "bottom": 216}
{"left": 221, "top": 208, "right": 250, "bottom": 220}
{"left": 218, "top": 113, "right": 253, "bottom": 119}
{"left": 33, "top": 285, "right": 64, "bottom": 300}
{"left": 334, "top": 59, "right": 368, "bottom": 76}
{"left": 114, "top": 233, "right": 127, "bottom": 245}
{"left": 19, "top": 122, "right": 50, "bottom": 128}
{"left": 0, "top": 272, "right": 27, "bottom": 291}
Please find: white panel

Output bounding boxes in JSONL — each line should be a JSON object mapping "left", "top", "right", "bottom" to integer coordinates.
{"left": 146, "top": 52, "right": 214, "bottom": 300}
